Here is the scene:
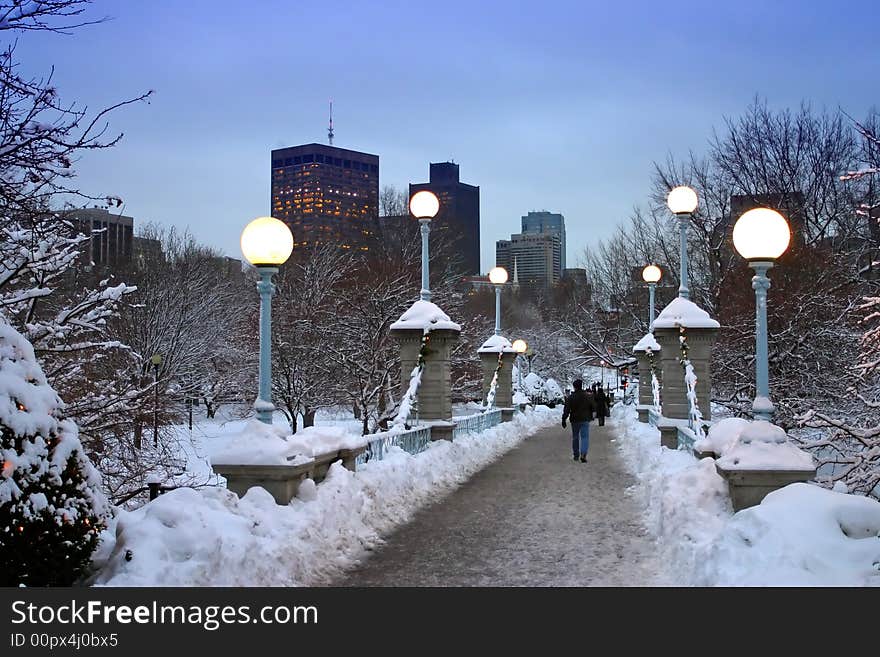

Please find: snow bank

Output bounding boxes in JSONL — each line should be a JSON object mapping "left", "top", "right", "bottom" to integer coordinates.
{"left": 694, "top": 417, "right": 750, "bottom": 455}
{"left": 210, "top": 419, "right": 300, "bottom": 466}
{"left": 652, "top": 297, "right": 720, "bottom": 329}
{"left": 611, "top": 404, "right": 880, "bottom": 586}
{"left": 390, "top": 300, "right": 461, "bottom": 331}
{"left": 94, "top": 407, "right": 559, "bottom": 586}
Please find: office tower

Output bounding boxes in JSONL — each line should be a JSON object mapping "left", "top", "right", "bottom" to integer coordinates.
{"left": 409, "top": 162, "right": 480, "bottom": 275}
{"left": 271, "top": 143, "right": 379, "bottom": 251}
{"left": 521, "top": 211, "right": 566, "bottom": 272}
{"left": 67, "top": 207, "right": 134, "bottom": 269}
{"left": 495, "top": 232, "right": 562, "bottom": 290}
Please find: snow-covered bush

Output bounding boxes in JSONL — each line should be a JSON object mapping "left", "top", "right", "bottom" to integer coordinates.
{"left": 0, "top": 319, "right": 108, "bottom": 586}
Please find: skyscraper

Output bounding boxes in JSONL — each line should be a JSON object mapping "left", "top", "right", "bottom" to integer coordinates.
{"left": 409, "top": 162, "right": 480, "bottom": 275}
{"left": 271, "top": 143, "right": 379, "bottom": 251}
{"left": 496, "top": 232, "right": 562, "bottom": 290}
{"left": 521, "top": 210, "right": 566, "bottom": 272}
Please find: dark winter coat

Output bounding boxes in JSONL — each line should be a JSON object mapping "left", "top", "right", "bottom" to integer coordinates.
{"left": 562, "top": 389, "right": 596, "bottom": 424}
{"left": 595, "top": 389, "right": 609, "bottom": 417}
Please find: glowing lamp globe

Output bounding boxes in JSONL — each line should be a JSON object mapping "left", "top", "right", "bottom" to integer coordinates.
{"left": 667, "top": 186, "right": 698, "bottom": 215}
{"left": 409, "top": 190, "right": 440, "bottom": 219}
{"left": 642, "top": 264, "right": 662, "bottom": 283}
{"left": 512, "top": 338, "right": 528, "bottom": 354}
{"left": 489, "top": 266, "right": 509, "bottom": 285}
{"left": 733, "top": 208, "right": 790, "bottom": 262}
{"left": 241, "top": 216, "right": 293, "bottom": 267}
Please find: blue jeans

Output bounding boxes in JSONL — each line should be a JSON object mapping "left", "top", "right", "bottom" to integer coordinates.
{"left": 571, "top": 421, "right": 590, "bottom": 457}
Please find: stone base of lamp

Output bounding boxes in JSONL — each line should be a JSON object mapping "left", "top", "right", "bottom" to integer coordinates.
{"left": 214, "top": 445, "right": 367, "bottom": 505}
{"left": 636, "top": 405, "right": 651, "bottom": 423}
{"left": 654, "top": 324, "right": 717, "bottom": 421}
{"left": 213, "top": 463, "right": 313, "bottom": 505}
{"left": 392, "top": 327, "right": 459, "bottom": 421}
{"left": 418, "top": 420, "right": 456, "bottom": 441}
{"left": 715, "top": 463, "right": 816, "bottom": 512}
{"left": 501, "top": 408, "right": 515, "bottom": 422}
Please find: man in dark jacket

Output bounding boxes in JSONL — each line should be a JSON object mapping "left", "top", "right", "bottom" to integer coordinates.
{"left": 595, "top": 386, "right": 609, "bottom": 426}
{"left": 561, "top": 379, "right": 596, "bottom": 463}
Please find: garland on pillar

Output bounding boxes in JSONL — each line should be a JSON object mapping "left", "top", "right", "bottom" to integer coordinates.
{"left": 392, "top": 329, "right": 431, "bottom": 430}
{"left": 485, "top": 351, "right": 504, "bottom": 409}
{"left": 678, "top": 326, "right": 706, "bottom": 442}
{"left": 646, "top": 346, "right": 661, "bottom": 413}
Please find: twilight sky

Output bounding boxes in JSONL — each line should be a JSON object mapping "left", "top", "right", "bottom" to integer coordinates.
{"left": 15, "top": 0, "right": 880, "bottom": 271}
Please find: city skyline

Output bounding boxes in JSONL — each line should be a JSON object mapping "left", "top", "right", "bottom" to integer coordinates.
{"left": 14, "top": 0, "right": 880, "bottom": 273}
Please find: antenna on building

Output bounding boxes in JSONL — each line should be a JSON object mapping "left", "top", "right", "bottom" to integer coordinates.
{"left": 328, "top": 98, "right": 334, "bottom": 146}
{"left": 513, "top": 257, "right": 519, "bottom": 286}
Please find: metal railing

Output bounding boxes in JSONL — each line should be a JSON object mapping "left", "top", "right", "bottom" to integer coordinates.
{"left": 452, "top": 409, "right": 503, "bottom": 439}
{"left": 356, "top": 425, "right": 433, "bottom": 466}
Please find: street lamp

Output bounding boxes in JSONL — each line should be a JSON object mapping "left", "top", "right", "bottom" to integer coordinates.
{"left": 410, "top": 190, "right": 440, "bottom": 302}
{"left": 241, "top": 216, "right": 294, "bottom": 424}
{"left": 488, "top": 266, "right": 509, "bottom": 335}
{"left": 150, "top": 353, "right": 162, "bottom": 447}
{"left": 667, "top": 185, "right": 698, "bottom": 300}
{"left": 732, "top": 207, "right": 791, "bottom": 421}
{"left": 512, "top": 338, "right": 528, "bottom": 395}
{"left": 642, "top": 264, "right": 662, "bottom": 331}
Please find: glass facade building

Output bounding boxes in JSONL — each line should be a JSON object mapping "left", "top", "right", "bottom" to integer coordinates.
{"left": 271, "top": 143, "right": 379, "bottom": 251}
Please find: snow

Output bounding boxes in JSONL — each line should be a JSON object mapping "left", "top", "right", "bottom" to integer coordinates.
{"left": 477, "top": 334, "right": 517, "bottom": 353}
{"left": 93, "top": 406, "right": 559, "bottom": 586}
{"left": 210, "top": 419, "right": 303, "bottom": 466}
{"left": 611, "top": 403, "right": 880, "bottom": 586}
{"left": 633, "top": 332, "right": 661, "bottom": 352}
{"left": 210, "top": 420, "right": 368, "bottom": 466}
{"left": 390, "top": 300, "right": 461, "bottom": 331}
{"left": 717, "top": 438, "right": 815, "bottom": 471}
{"left": 513, "top": 391, "right": 529, "bottom": 405}
{"left": 652, "top": 297, "right": 720, "bottom": 330}
{"left": 392, "top": 363, "right": 423, "bottom": 429}
{"left": 695, "top": 417, "right": 751, "bottom": 455}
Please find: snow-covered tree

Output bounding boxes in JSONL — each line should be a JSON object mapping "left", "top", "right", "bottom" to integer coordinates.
{"left": 0, "top": 316, "right": 108, "bottom": 586}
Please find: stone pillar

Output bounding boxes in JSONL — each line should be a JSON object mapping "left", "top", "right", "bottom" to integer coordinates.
{"left": 392, "top": 328, "right": 459, "bottom": 422}
{"left": 632, "top": 333, "right": 661, "bottom": 423}
{"left": 477, "top": 334, "right": 515, "bottom": 412}
{"left": 480, "top": 352, "right": 514, "bottom": 406}
{"left": 654, "top": 327, "right": 717, "bottom": 422}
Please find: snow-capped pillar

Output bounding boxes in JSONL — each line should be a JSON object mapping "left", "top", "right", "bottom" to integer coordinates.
{"left": 390, "top": 300, "right": 461, "bottom": 440}
{"left": 632, "top": 333, "right": 661, "bottom": 423}
{"left": 478, "top": 335, "right": 516, "bottom": 417}
{"left": 652, "top": 298, "right": 719, "bottom": 443}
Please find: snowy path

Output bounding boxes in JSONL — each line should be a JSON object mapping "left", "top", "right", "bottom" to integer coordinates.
{"left": 333, "top": 418, "right": 673, "bottom": 586}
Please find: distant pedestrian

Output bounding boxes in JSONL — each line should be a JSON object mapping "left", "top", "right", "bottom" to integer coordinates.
{"left": 595, "top": 386, "right": 608, "bottom": 426}
{"left": 561, "top": 379, "right": 596, "bottom": 463}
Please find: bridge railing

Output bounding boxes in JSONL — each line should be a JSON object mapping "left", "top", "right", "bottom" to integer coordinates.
{"left": 356, "top": 425, "right": 433, "bottom": 466}
{"left": 452, "top": 409, "right": 503, "bottom": 439}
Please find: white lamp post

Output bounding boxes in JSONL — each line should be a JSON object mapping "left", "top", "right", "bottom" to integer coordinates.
{"left": 410, "top": 190, "right": 440, "bottom": 301}
{"left": 488, "top": 266, "right": 509, "bottom": 335}
{"left": 667, "top": 186, "right": 698, "bottom": 300}
{"left": 642, "top": 264, "right": 662, "bottom": 331}
{"left": 241, "top": 216, "right": 294, "bottom": 424}
{"left": 732, "top": 208, "right": 791, "bottom": 422}
{"left": 512, "top": 338, "right": 528, "bottom": 394}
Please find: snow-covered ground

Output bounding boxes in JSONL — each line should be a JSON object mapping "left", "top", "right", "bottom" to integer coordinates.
{"left": 90, "top": 406, "right": 558, "bottom": 586}
{"left": 611, "top": 404, "right": 880, "bottom": 586}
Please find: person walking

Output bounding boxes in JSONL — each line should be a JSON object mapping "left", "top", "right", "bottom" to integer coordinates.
{"left": 595, "top": 385, "right": 608, "bottom": 427}
{"left": 561, "top": 379, "right": 596, "bottom": 463}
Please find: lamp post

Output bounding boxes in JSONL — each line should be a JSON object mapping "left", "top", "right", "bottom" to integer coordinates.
{"left": 410, "top": 191, "right": 440, "bottom": 301}
{"left": 642, "top": 264, "right": 662, "bottom": 331}
{"left": 600, "top": 359, "right": 605, "bottom": 385}
{"left": 489, "top": 266, "right": 509, "bottom": 335}
{"left": 241, "top": 216, "right": 294, "bottom": 424}
{"left": 667, "top": 186, "right": 698, "bottom": 300}
{"left": 732, "top": 207, "right": 791, "bottom": 422}
{"left": 150, "top": 353, "right": 162, "bottom": 447}
{"left": 512, "top": 338, "right": 528, "bottom": 395}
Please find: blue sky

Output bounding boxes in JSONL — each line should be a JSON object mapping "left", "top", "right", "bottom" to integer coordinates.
{"left": 15, "top": 0, "right": 880, "bottom": 270}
